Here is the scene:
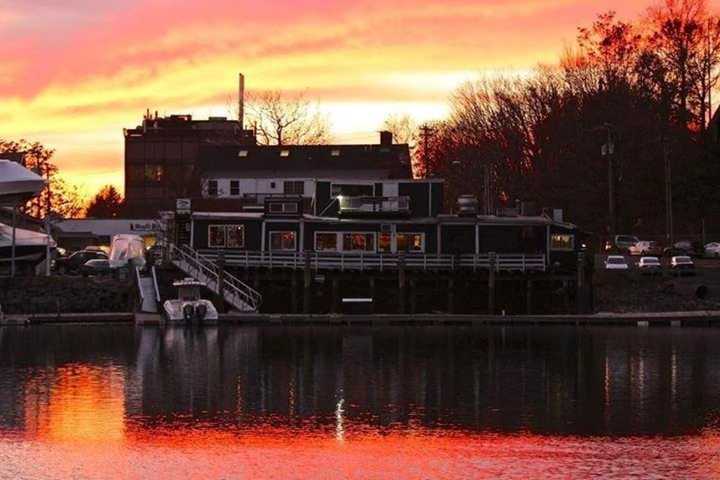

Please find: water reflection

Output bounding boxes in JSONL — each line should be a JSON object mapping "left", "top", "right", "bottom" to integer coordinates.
{"left": 1, "top": 325, "right": 720, "bottom": 477}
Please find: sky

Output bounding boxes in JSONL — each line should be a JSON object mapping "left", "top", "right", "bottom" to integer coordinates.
{"left": 1, "top": 0, "right": 716, "bottom": 198}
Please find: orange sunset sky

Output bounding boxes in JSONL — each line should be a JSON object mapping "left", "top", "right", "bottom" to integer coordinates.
{"left": 2, "top": 0, "right": 719, "bottom": 198}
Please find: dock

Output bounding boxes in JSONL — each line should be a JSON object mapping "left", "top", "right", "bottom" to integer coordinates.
{"left": 3, "top": 310, "right": 720, "bottom": 327}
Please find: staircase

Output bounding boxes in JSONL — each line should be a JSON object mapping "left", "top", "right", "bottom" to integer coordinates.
{"left": 168, "top": 243, "right": 261, "bottom": 312}
{"left": 135, "top": 266, "right": 160, "bottom": 313}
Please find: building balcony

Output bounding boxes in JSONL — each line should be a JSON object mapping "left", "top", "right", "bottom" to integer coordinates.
{"left": 338, "top": 196, "right": 410, "bottom": 216}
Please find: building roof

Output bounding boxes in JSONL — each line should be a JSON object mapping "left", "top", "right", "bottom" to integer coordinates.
{"left": 55, "top": 219, "right": 161, "bottom": 237}
{"left": 198, "top": 143, "right": 412, "bottom": 180}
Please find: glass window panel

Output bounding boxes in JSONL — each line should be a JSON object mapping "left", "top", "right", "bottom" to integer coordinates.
{"left": 226, "top": 225, "right": 244, "bottom": 248}
{"left": 551, "top": 234, "right": 574, "bottom": 251}
{"left": 207, "top": 180, "right": 218, "bottom": 197}
{"left": 270, "top": 231, "right": 296, "bottom": 251}
{"left": 230, "top": 180, "right": 240, "bottom": 196}
{"left": 208, "top": 225, "right": 225, "bottom": 248}
{"left": 397, "top": 233, "right": 424, "bottom": 252}
{"left": 379, "top": 233, "right": 392, "bottom": 252}
{"left": 315, "top": 233, "right": 338, "bottom": 251}
{"left": 342, "top": 233, "right": 375, "bottom": 252}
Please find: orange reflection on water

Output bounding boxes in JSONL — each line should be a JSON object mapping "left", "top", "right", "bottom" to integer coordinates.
{"left": 23, "top": 364, "right": 125, "bottom": 444}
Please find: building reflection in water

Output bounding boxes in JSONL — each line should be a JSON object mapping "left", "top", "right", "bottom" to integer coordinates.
{"left": 1, "top": 325, "right": 720, "bottom": 439}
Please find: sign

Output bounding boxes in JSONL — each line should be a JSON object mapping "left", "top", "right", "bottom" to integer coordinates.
{"left": 130, "top": 221, "right": 160, "bottom": 232}
{"left": 176, "top": 198, "right": 191, "bottom": 214}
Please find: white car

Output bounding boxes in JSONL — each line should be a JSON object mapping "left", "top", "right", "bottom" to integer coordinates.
{"left": 638, "top": 256, "right": 662, "bottom": 275}
{"left": 670, "top": 256, "right": 694, "bottom": 275}
{"left": 705, "top": 242, "right": 720, "bottom": 258}
{"left": 605, "top": 255, "right": 629, "bottom": 270}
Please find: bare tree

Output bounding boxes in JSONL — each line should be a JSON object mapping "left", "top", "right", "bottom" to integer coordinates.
{"left": 245, "top": 91, "right": 330, "bottom": 145}
{"left": 382, "top": 114, "right": 419, "bottom": 149}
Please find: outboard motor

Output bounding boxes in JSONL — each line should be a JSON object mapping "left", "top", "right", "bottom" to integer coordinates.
{"left": 196, "top": 304, "right": 208, "bottom": 322}
{"left": 182, "top": 304, "right": 195, "bottom": 323}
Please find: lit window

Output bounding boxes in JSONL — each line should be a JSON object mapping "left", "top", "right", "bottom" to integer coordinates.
{"left": 551, "top": 234, "right": 574, "bottom": 251}
{"left": 342, "top": 233, "right": 375, "bottom": 252}
{"left": 379, "top": 233, "right": 392, "bottom": 252}
{"left": 207, "top": 180, "right": 218, "bottom": 197}
{"left": 144, "top": 164, "right": 163, "bottom": 182}
{"left": 280, "top": 149, "right": 290, "bottom": 157}
{"left": 238, "top": 150, "right": 248, "bottom": 157}
{"left": 269, "top": 231, "right": 297, "bottom": 251}
{"left": 315, "top": 233, "right": 338, "bottom": 251}
{"left": 331, "top": 149, "right": 340, "bottom": 156}
{"left": 397, "top": 233, "right": 424, "bottom": 252}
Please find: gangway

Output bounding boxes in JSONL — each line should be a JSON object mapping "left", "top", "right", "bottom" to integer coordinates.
{"left": 168, "top": 243, "right": 261, "bottom": 312}
{"left": 135, "top": 266, "right": 161, "bottom": 313}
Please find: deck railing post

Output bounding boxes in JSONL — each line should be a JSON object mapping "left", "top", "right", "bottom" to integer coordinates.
{"left": 488, "top": 251, "right": 496, "bottom": 314}
{"left": 217, "top": 251, "right": 226, "bottom": 313}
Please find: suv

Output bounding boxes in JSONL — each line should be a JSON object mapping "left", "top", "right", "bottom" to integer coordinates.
{"left": 54, "top": 250, "right": 109, "bottom": 275}
{"left": 605, "top": 235, "right": 640, "bottom": 252}
{"left": 629, "top": 240, "right": 661, "bottom": 256}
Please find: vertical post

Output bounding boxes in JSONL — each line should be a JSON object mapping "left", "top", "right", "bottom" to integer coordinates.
{"left": 410, "top": 277, "right": 417, "bottom": 314}
{"left": 291, "top": 271, "right": 298, "bottom": 314}
{"left": 303, "top": 251, "right": 311, "bottom": 314}
{"left": 10, "top": 206, "right": 17, "bottom": 277}
{"left": 526, "top": 279, "right": 533, "bottom": 315}
{"left": 488, "top": 251, "right": 496, "bottom": 314}
{"left": 398, "top": 253, "right": 406, "bottom": 314}
{"left": 369, "top": 276, "right": 376, "bottom": 314}
{"left": 331, "top": 274, "right": 339, "bottom": 314}
{"left": 576, "top": 251, "right": 585, "bottom": 314}
{"left": 217, "top": 251, "right": 226, "bottom": 313}
{"left": 447, "top": 277, "right": 455, "bottom": 314}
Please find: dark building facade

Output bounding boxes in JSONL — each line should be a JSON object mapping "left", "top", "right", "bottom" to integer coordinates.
{"left": 124, "top": 112, "right": 256, "bottom": 216}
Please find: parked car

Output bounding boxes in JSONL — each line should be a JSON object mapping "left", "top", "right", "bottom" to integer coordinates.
{"left": 629, "top": 240, "right": 661, "bottom": 256}
{"left": 54, "top": 250, "right": 109, "bottom": 275}
{"left": 80, "top": 258, "right": 112, "bottom": 277}
{"left": 605, "top": 255, "right": 629, "bottom": 270}
{"left": 670, "top": 256, "right": 695, "bottom": 275}
{"left": 705, "top": 242, "right": 720, "bottom": 258}
{"left": 605, "top": 235, "right": 640, "bottom": 252}
{"left": 638, "top": 256, "right": 662, "bottom": 275}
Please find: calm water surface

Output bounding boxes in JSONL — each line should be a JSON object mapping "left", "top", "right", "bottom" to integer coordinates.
{"left": 1, "top": 325, "right": 720, "bottom": 479}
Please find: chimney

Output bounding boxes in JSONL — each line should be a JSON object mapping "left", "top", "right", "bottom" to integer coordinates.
{"left": 238, "top": 73, "right": 245, "bottom": 129}
{"left": 379, "top": 130, "right": 393, "bottom": 146}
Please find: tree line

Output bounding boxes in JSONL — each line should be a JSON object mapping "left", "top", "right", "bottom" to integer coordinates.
{"left": 407, "top": 0, "right": 720, "bottom": 240}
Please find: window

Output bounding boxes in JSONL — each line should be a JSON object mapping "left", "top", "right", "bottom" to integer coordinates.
{"left": 207, "top": 180, "right": 218, "bottom": 197}
{"left": 127, "top": 166, "right": 145, "bottom": 183}
{"left": 315, "top": 232, "right": 338, "bottom": 251}
{"left": 551, "top": 234, "right": 574, "bottom": 251}
{"left": 397, "top": 233, "right": 424, "bottom": 252}
{"left": 331, "top": 149, "right": 340, "bottom": 156}
{"left": 208, "top": 225, "right": 245, "bottom": 248}
{"left": 230, "top": 180, "right": 240, "bottom": 196}
{"left": 270, "top": 231, "right": 297, "bottom": 251}
{"left": 331, "top": 184, "right": 374, "bottom": 198}
{"left": 144, "top": 164, "right": 163, "bottom": 182}
{"left": 284, "top": 180, "right": 305, "bottom": 195}
{"left": 280, "top": 149, "right": 290, "bottom": 157}
{"left": 238, "top": 150, "right": 248, "bottom": 157}
{"left": 379, "top": 233, "right": 392, "bottom": 252}
{"left": 342, "top": 233, "right": 375, "bottom": 252}
{"left": 268, "top": 202, "right": 298, "bottom": 214}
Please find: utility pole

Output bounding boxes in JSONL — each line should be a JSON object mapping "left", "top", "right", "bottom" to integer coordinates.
{"left": 601, "top": 125, "right": 616, "bottom": 239}
{"left": 664, "top": 139, "right": 674, "bottom": 246}
{"left": 418, "top": 124, "right": 434, "bottom": 175}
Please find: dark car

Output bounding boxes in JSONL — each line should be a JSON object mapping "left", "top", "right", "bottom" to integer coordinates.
{"left": 54, "top": 250, "right": 109, "bottom": 275}
{"left": 79, "top": 258, "right": 112, "bottom": 277}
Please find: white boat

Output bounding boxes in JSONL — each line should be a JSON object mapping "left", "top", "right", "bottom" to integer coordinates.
{"left": 0, "top": 160, "right": 45, "bottom": 206}
{"left": 163, "top": 278, "right": 219, "bottom": 323}
{"left": 0, "top": 222, "right": 55, "bottom": 264}
{"left": 109, "top": 234, "right": 146, "bottom": 269}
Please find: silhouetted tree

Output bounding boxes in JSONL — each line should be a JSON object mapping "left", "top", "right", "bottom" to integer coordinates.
{"left": 85, "top": 185, "right": 124, "bottom": 218}
{"left": 246, "top": 91, "right": 330, "bottom": 145}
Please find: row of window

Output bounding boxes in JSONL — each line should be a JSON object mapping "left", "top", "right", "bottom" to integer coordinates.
{"left": 207, "top": 225, "right": 425, "bottom": 252}
{"left": 127, "top": 164, "right": 164, "bottom": 184}
{"left": 205, "top": 180, "right": 378, "bottom": 198}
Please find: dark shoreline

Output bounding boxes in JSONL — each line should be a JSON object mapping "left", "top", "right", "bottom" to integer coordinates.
{"left": 3, "top": 310, "right": 720, "bottom": 327}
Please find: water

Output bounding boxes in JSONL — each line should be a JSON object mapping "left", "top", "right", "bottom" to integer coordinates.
{"left": 1, "top": 325, "right": 720, "bottom": 479}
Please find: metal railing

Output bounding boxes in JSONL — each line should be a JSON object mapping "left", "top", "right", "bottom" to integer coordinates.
{"left": 151, "top": 266, "right": 161, "bottom": 303}
{"left": 169, "top": 243, "right": 262, "bottom": 311}
{"left": 195, "top": 250, "right": 546, "bottom": 273}
{"left": 135, "top": 266, "right": 145, "bottom": 304}
{"left": 338, "top": 196, "right": 410, "bottom": 214}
